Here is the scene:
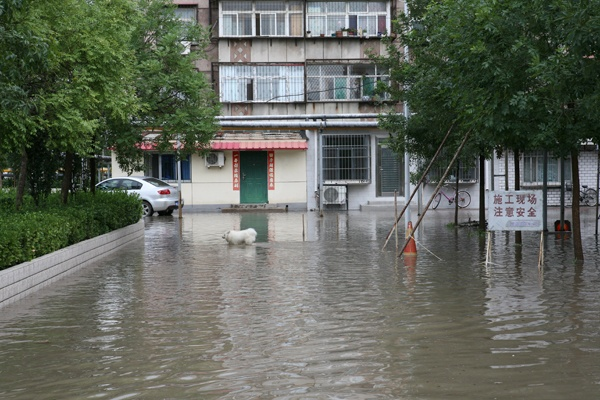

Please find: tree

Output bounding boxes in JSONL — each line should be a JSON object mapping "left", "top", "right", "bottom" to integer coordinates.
{"left": 0, "top": 0, "right": 138, "bottom": 207}
{"left": 379, "top": 0, "right": 600, "bottom": 261}
{"left": 107, "top": 0, "right": 220, "bottom": 175}
{"left": 0, "top": 0, "right": 50, "bottom": 208}
{"left": 527, "top": 0, "right": 600, "bottom": 261}
{"left": 1, "top": 0, "right": 218, "bottom": 207}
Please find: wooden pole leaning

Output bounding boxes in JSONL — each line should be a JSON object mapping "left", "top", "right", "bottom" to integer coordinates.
{"left": 395, "top": 129, "right": 473, "bottom": 257}
{"left": 382, "top": 123, "right": 456, "bottom": 251}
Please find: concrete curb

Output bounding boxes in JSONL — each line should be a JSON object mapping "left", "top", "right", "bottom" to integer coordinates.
{"left": 0, "top": 219, "right": 145, "bottom": 309}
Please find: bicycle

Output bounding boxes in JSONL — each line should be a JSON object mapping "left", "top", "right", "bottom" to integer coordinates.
{"left": 566, "top": 184, "right": 597, "bottom": 207}
{"left": 432, "top": 185, "right": 471, "bottom": 209}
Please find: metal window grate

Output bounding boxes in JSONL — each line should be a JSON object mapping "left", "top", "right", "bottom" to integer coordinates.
{"left": 306, "top": 1, "right": 388, "bottom": 36}
{"left": 522, "top": 151, "right": 571, "bottom": 185}
{"left": 307, "top": 64, "right": 389, "bottom": 101}
{"left": 220, "top": 65, "right": 304, "bottom": 102}
{"left": 322, "top": 134, "right": 370, "bottom": 183}
{"left": 427, "top": 157, "right": 478, "bottom": 183}
{"left": 221, "top": 1, "right": 303, "bottom": 36}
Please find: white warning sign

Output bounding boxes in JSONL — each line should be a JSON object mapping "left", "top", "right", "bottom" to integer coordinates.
{"left": 487, "top": 190, "right": 544, "bottom": 231}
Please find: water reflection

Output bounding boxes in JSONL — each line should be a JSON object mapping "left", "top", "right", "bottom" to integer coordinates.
{"left": 0, "top": 209, "right": 600, "bottom": 399}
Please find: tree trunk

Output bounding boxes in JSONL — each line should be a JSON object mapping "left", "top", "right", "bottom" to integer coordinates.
{"left": 61, "top": 152, "right": 74, "bottom": 204}
{"left": 15, "top": 148, "right": 28, "bottom": 210}
{"left": 90, "top": 156, "right": 97, "bottom": 193}
{"left": 571, "top": 149, "right": 584, "bottom": 261}
{"left": 514, "top": 148, "right": 522, "bottom": 245}
{"left": 479, "top": 154, "right": 486, "bottom": 231}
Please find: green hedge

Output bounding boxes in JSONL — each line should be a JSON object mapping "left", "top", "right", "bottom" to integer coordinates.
{"left": 0, "top": 190, "right": 142, "bottom": 270}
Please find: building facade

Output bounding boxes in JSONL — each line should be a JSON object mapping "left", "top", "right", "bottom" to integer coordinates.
{"left": 110, "top": 0, "right": 598, "bottom": 211}
{"left": 111, "top": 0, "right": 408, "bottom": 211}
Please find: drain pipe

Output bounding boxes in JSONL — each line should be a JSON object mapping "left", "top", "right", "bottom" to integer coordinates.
{"left": 217, "top": 113, "right": 380, "bottom": 121}
{"left": 218, "top": 121, "right": 379, "bottom": 129}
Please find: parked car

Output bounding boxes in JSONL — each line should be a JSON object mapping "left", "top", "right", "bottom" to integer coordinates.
{"left": 96, "top": 176, "right": 183, "bottom": 217}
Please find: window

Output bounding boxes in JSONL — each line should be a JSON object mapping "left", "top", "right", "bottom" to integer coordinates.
{"left": 307, "top": 64, "right": 389, "bottom": 101}
{"left": 146, "top": 154, "right": 190, "bottom": 181}
{"left": 426, "top": 156, "right": 478, "bottom": 183}
{"left": 174, "top": 6, "right": 197, "bottom": 54}
{"left": 174, "top": 6, "right": 197, "bottom": 23}
{"left": 306, "top": 1, "right": 388, "bottom": 37}
{"left": 97, "top": 178, "right": 142, "bottom": 191}
{"left": 220, "top": 65, "right": 304, "bottom": 102}
{"left": 220, "top": 1, "right": 303, "bottom": 37}
{"left": 522, "top": 151, "right": 571, "bottom": 185}
{"left": 322, "top": 134, "right": 370, "bottom": 183}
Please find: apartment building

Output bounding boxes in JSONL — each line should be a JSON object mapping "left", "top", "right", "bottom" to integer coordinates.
{"left": 110, "top": 0, "right": 407, "bottom": 211}
{"left": 108, "top": 1, "right": 600, "bottom": 212}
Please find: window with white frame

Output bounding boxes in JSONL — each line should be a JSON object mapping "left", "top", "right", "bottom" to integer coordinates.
{"left": 322, "top": 134, "right": 371, "bottom": 183}
{"left": 220, "top": 65, "right": 304, "bottom": 102}
{"left": 307, "top": 64, "right": 389, "bottom": 101}
{"left": 306, "top": 1, "right": 388, "bottom": 37}
{"left": 220, "top": 1, "right": 304, "bottom": 37}
{"left": 522, "top": 151, "right": 571, "bottom": 185}
{"left": 146, "top": 154, "right": 191, "bottom": 181}
{"left": 174, "top": 6, "right": 197, "bottom": 23}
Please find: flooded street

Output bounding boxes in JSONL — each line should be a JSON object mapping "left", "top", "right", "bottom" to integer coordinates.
{"left": 1, "top": 208, "right": 600, "bottom": 399}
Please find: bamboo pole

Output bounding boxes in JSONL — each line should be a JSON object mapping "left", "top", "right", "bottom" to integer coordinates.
{"left": 396, "top": 129, "right": 472, "bottom": 257}
{"left": 394, "top": 190, "right": 398, "bottom": 255}
{"left": 382, "top": 123, "right": 456, "bottom": 251}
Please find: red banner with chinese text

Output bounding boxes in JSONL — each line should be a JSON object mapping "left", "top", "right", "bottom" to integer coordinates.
{"left": 232, "top": 151, "right": 240, "bottom": 191}
{"left": 268, "top": 151, "right": 275, "bottom": 190}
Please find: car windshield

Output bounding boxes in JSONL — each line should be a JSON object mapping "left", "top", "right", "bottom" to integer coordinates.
{"left": 143, "top": 177, "right": 171, "bottom": 187}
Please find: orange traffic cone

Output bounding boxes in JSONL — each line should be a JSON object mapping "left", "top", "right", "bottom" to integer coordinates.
{"left": 404, "top": 221, "right": 417, "bottom": 256}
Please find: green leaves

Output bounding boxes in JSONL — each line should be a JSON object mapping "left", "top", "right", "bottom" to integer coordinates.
{"left": 380, "top": 0, "right": 600, "bottom": 165}
{"left": 1, "top": 0, "right": 219, "bottom": 194}
{"left": 107, "top": 0, "right": 219, "bottom": 170}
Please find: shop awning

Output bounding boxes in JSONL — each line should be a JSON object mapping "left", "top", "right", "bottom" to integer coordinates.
{"left": 210, "top": 140, "right": 307, "bottom": 150}
{"left": 137, "top": 131, "right": 308, "bottom": 151}
{"left": 210, "top": 132, "right": 308, "bottom": 150}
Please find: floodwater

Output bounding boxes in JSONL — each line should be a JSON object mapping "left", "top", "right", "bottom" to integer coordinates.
{"left": 1, "top": 208, "right": 600, "bottom": 400}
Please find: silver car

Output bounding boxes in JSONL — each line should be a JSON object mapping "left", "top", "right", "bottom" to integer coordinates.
{"left": 96, "top": 176, "right": 183, "bottom": 217}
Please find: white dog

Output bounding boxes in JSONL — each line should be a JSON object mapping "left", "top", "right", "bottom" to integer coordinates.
{"left": 222, "top": 228, "right": 257, "bottom": 245}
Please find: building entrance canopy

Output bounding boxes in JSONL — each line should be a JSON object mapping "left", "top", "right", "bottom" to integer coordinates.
{"left": 138, "top": 132, "right": 308, "bottom": 151}
{"left": 211, "top": 132, "right": 308, "bottom": 150}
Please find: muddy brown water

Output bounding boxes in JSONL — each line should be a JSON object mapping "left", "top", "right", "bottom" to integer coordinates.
{"left": 1, "top": 208, "right": 599, "bottom": 399}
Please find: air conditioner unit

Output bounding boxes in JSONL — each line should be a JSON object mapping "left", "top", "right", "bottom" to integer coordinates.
{"left": 322, "top": 185, "right": 347, "bottom": 205}
{"left": 205, "top": 152, "right": 225, "bottom": 168}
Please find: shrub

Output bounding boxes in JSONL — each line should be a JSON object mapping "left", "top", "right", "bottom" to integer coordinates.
{"left": 0, "top": 191, "right": 142, "bottom": 270}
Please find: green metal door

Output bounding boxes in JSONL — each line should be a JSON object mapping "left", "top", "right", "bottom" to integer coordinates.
{"left": 240, "top": 151, "right": 268, "bottom": 204}
{"left": 377, "top": 140, "right": 404, "bottom": 197}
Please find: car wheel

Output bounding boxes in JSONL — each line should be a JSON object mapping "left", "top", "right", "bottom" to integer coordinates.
{"left": 142, "top": 201, "right": 154, "bottom": 217}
